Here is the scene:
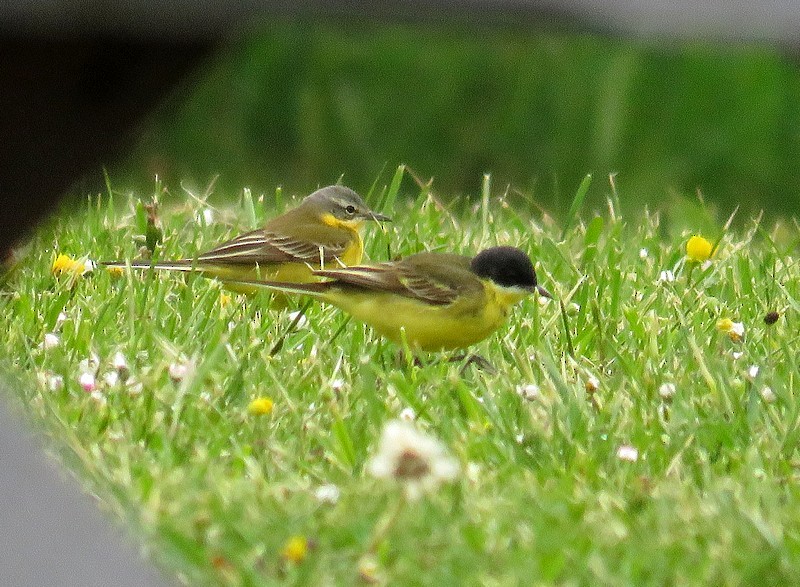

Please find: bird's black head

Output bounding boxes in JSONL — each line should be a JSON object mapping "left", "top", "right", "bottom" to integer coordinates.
{"left": 471, "top": 246, "right": 550, "bottom": 297}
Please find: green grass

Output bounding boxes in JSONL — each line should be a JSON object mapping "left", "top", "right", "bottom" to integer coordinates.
{"left": 3, "top": 166, "right": 800, "bottom": 585}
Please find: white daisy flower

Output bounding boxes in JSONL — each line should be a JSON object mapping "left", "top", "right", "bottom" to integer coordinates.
{"left": 78, "top": 371, "right": 97, "bottom": 393}
{"left": 42, "top": 332, "right": 60, "bottom": 350}
{"left": 367, "top": 420, "right": 459, "bottom": 500}
{"left": 399, "top": 407, "right": 416, "bottom": 422}
{"left": 516, "top": 383, "right": 541, "bottom": 401}
{"left": 103, "top": 371, "right": 120, "bottom": 388}
{"left": 168, "top": 361, "right": 191, "bottom": 383}
{"left": 47, "top": 374, "right": 64, "bottom": 392}
{"left": 111, "top": 351, "right": 130, "bottom": 380}
{"left": 314, "top": 484, "right": 341, "bottom": 504}
{"left": 658, "top": 382, "right": 676, "bottom": 400}
{"left": 616, "top": 445, "right": 639, "bottom": 462}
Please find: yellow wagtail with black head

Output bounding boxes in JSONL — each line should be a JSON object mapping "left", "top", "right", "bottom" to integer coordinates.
{"left": 102, "top": 185, "right": 390, "bottom": 288}
{"left": 228, "top": 246, "right": 551, "bottom": 351}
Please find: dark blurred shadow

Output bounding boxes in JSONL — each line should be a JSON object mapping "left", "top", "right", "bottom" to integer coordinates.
{"left": 0, "top": 36, "right": 212, "bottom": 257}
{"left": 0, "top": 387, "right": 167, "bottom": 586}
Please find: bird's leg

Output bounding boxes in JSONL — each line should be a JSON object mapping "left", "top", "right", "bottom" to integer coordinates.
{"left": 452, "top": 353, "right": 496, "bottom": 375}
{"left": 394, "top": 349, "right": 426, "bottom": 368}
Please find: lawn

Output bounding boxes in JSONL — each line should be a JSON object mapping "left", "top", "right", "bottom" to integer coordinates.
{"left": 2, "top": 166, "right": 800, "bottom": 585}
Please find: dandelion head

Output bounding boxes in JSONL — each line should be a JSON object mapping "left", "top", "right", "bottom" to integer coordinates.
{"left": 52, "top": 254, "right": 86, "bottom": 277}
{"left": 686, "top": 235, "right": 713, "bottom": 263}
{"left": 106, "top": 265, "right": 125, "bottom": 277}
{"left": 717, "top": 318, "right": 744, "bottom": 342}
{"left": 281, "top": 535, "right": 309, "bottom": 564}
{"left": 247, "top": 397, "right": 274, "bottom": 416}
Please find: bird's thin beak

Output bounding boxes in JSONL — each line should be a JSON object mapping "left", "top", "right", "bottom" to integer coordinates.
{"left": 536, "top": 285, "right": 553, "bottom": 299}
{"left": 366, "top": 211, "right": 392, "bottom": 222}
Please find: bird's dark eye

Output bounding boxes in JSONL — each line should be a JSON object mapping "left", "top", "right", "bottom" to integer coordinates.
{"left": 345, "top": 205, "right": 356, "bottom": 215}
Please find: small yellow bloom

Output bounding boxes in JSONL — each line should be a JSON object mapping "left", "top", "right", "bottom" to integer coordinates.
{"left": 106, "top": 265, "right": 125, "bottom": 277}
{"left": 686, "top": 235, "right": 713, "bottom": 262}
{"left": 716, "top": 318, "right": 734, "bottom": 332}
{"left": 52, "top": 254, "right": 85, "bottom": 277}
{"left": 219, "top": 293, "right": 232, "bottom": 308}
{"left": 247, "top": 397, "right": 274, "bottom": 416}
{"left": 281, "top": 535, "right": 308, "bottom": 563}
{"left": 717, "top": 318, "right": 744, "bottom": 342}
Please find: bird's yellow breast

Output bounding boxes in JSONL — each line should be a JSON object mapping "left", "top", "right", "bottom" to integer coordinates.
{"left": 327, "top": 281, "right": 524, "bottom": 351}
{"left": 319, "top": 213, "right": 364, "bottom": 267}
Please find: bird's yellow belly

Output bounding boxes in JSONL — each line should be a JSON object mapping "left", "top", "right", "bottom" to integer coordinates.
{"left": 209, "top": 262, "right": 316, "bottom": 298}
{"left": 335, "top": 292, "right": 509, "bottom": 351}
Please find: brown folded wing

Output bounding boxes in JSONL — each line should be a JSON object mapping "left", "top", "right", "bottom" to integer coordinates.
{"left": 196, "top": 228, "right": 350, "bottom": 266}
{"left": 313, "top": 254, "right": 479, "bottom": 306}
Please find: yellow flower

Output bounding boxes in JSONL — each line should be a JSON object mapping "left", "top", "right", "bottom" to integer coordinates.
{"left": 106, "top": 265, "right": 125, "bottom": 277}
{"left": 686, "top": 235, "right": 713, "bottom": 262}
{"left": 247, "top": 397, "right": 274, "bottom": 416}
{"left": 281, "top": 535, "right": 308, "bottom": 563}
{"left": 219, "top": 293, "right": 232, "bottom": 308}
{"left": 717, "top": 318, "right": 745, "bottom": 342}
{"left": 52, "top": 254, "right": 85, "bottom": 277}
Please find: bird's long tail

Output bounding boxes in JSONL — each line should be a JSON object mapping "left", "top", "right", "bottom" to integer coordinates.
{"left": 100, "top": 259, "right": 196, "bottom": 272}
{"left": 223, "top": 278, "right": 332, "bottom": 298}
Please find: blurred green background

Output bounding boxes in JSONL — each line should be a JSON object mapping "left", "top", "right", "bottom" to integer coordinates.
{"left": 120, "top": 19, "right": 800, "bottom": 219}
